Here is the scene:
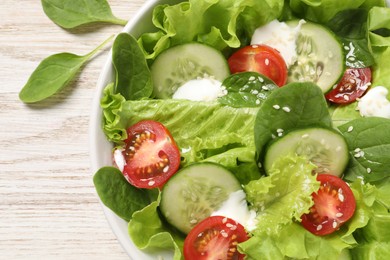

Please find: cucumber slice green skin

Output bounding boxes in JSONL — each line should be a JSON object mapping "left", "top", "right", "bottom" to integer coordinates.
{"left": 287, "top": 21, "right": 345, "bottom": 93}
{"left": 160, "top": 162, "right": 241, "bottom": 234}
{"left": 264, "top": 127, "right": 349, "bottom": 177}
{"left": 151, "top": 42, "right": 230, "bottom": 99}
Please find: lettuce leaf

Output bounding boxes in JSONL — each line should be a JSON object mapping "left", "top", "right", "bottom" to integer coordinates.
{"left": 244, "top": 155, "right": 320, "bottom": 235}
{"left": 138, "top": 0, "right": 285, "bottom": 59}
{"left": 128, "top": 192, "right": 184, "bottom": 259}
{"left": 101, "top": 84, "right": 260, "bottom": 181}
{"left": 289, "top": 0, "right": 384, "bottom": 24}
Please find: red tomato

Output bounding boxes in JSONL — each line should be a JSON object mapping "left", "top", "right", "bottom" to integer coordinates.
{"left": 301, "top": 174, "right": 356, "bottom": 236}
{"left": 122, "top": 120, "right": 180, "bottom": 189}
{"left": 184, "top": 216, "right": 249, "bottom": 260}
{"left": 228, "top": 44, "right": 288, "bottom": 87}
{"left": 325, "top": 67, "right": 371, "bottom": 104}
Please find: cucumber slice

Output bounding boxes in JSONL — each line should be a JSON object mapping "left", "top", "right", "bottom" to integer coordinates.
{"left": 160, "top": 162, "right": 241, "bottom": 234}
{"left": 287, "top": 21, "right": 345, "bottom": 93}
{"left": 151, "top": 42, "right": 230, "bottom": 99}
{"left": 264, "top": 127, "right": 349, "bottom": 177}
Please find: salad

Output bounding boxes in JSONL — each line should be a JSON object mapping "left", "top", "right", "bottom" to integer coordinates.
{"left": 93, "top": 0, "right": 390, "bottom": 259}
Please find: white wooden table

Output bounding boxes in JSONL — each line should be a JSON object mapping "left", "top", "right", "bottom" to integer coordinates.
{"left": 0, "top": 0, "right": 147, "bottom": 258}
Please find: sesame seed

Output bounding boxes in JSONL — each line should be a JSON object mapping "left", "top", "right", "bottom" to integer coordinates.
{"left": 333, "top": 221, "right": 338, "bottom": 229}
{"left": 148, "top": 180, "right": 155, "bottom": 186}
{"left": 190, "top": 219, "right": 197, "bottom": 224}
{"left": 262, "top": 85, "right": 269, "bottom": 90}
{"left": 252, "top": 44, "right": 259, "bottom": 48}
{"left": 255, "top": 99, "right": 261, "bottom": 105}
{"left": 282, "top": 106, "right": 291, "bottom": 112}
{"left": 354, "top": 148, "right": 361, "bottom": 153}
{"left": 367, "top": 168, "right": 372, "bottom": 174}
{"left": 249, "top": 76, "right": 256, "bottom": 81}
{"left": 258, "top": 77, "right": 264, "bottom": 83}
{"left": 265, "top": 58, "right": 270, "bottom": 65}
{"left": 273, "top": 104, "right": 280, "bottom": 110}
{"left": 336, "top": 213, "right": 343, "bottom": 218}
{"left": 338, "top": 193, "right": 345, "bottom": 202}
{"left": 343, "top": 95, "right": 350, "bottom": 101}
{"left": 354, "top": 153, "right": 361, "bottom": 158}
{"left": 220, "top": 230, "right": 228, "bottom": 238}
{"left": 317, "top": 225, "right": 323, "bottom": 231}
{"left": 277, "top": 128, "right": 284, "bottom": 133}
{"left": 347, "top": 126, "right": 354, "bottom": 132}
{"left": 163, "top": 166, "right": 169, "bottom": 173}
{"left": 222, "top": 217, "right": 228, "bottom": 224}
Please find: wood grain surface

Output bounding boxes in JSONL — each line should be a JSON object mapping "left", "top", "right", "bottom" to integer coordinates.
{"left": 0, "top": 0, "right": 147, "bottom": 259}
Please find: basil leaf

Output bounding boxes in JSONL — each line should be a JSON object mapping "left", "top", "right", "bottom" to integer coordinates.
{"left": 41, "top": 0, "right": 127, "bottom": 29}
{"left": 112, "top": 33, "right": 153, "bottom": 100}
{"left": 218, "top": 72, "right": 277, "bottom": 108}
{"left": 338, "top": 117, "right": 390, "bottom": 183}
{"left": 93, "top": 166, "right": 153, "bottom": 222}
{"left": 19, "top": 35, "right": 113, "bottom": 103}
{"left": 254, "top": 82, "right": 332, "bottom": 161}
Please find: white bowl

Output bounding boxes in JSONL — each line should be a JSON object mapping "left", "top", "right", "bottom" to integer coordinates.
{"left": 89, "top": 0, "right": 182, "bottom": 259}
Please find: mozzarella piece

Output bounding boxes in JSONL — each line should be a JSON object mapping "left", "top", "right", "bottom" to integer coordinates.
{"left": 357, "top": 86, "right": 390, "bottom": 119}
{"left": 251, "top": 19, "right": 305, "bottom": 66}
{"left": 211, "top": 190, "right": 258, "bottom": 231}
{"left": 113, "top": 148, "right": 126, "bottom": 172}
{"left": 172, "top": 78, "right": 226, "bottom": 101}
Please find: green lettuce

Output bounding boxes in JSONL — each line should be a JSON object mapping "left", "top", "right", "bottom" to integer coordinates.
{"left": 138, "top": 0, "right": 285, "bottom": 59}
{"left": 128, "top": 192, "right": 184, "bottom": 259}
{"left": 244, "top": 155, "right": 320, "bottom": 235}
{"left": 101, "top": 84, "right": 260, "bottom": 182}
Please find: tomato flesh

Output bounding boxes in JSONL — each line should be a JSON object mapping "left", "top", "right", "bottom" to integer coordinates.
{"left": 122, "top": 120, "right": 180, "bottom": 189}
{"left": 228, "top": 44, "right": 288, "bottom": 87}
{"left": 301, "top": 174, "right": 356, "bottom": 236}
{"left": 325, "top": 67, "right": 371, "bottom": 104}
{"left": 184, "top": 216, "right": 249, "bottom": 260}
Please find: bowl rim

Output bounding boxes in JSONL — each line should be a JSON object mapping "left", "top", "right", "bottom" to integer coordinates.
{"left": 88, "top": 0, "right": 180, "bottom": 259}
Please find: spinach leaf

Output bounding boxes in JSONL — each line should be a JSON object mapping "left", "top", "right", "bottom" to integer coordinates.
{"left": 218, "top": 72, "right": 277, "bottom": 108}
{"left": 41, "top": 0, "right": 127, "bottom": 29}
{"left": 254, "top": 82, "right": 332, "bottom": 162}
{"left": 93, "top": 166, "right": 154, "bottom": 222}
{"left": 19, "top": 35, "right": 113, "bottom": 103}
{"left": 338, "top": 117, "right": 390, "bottom": 183}
{"left": 112, "top": 33, "right": 153, "bottom": 100}
{"left": 327, "top": 9, "right": 375, "bottom": 68}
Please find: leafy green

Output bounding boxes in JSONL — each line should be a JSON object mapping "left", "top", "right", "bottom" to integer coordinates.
{"left": 338, "top": 117, "right": 390, "bottom": 183}
{"left": 93, "top": 167, "right": 154, "bottom": 222}
{"left": 19, "top": 35, "right": 114, "bottom": 103}
{"left": 101, "top": 83, "right": 258, "bottom": 165}
{"left": 327, "top": 9, "right": 375, "bottom": 68}
{"left": 41, "top": 0, "right": 126, "bottom": 29}
{"left": 254, "top": 82, "right": 332, "bottom": 162}
{"left": 218, "top": 72, "right": 278, "bottom": 108}
{"left": 368, "top": 7, "right": 390, "bottom": 48}
{"left": 138, "top": 0, "right": 285, "bottom": 59}
{"left": 128, "top": 193, "right": 184, "bottom": 259}
{"left": 112, "top": 33, "right": 153, "bottom": 100}
{"left": 244, "top": 155, "right": 319, "bottom": 235}
{"left": 289, "top": 0, "right": 374, "bottom": 23}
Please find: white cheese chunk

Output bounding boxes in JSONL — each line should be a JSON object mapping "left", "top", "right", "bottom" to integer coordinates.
{"left": 113, "top": 148, "right": 126, "bottom": 172}
{"left": 172, "top": 78, "right": 226, "bottom": 101}
{"left": 251, "top": 19, "right": 305, "bottom": 66}
{"left": 211, "top": 190, "right": 258, "bottom": 231}
{"left": 357, "top": 86, "right": 390, "bottom": 119}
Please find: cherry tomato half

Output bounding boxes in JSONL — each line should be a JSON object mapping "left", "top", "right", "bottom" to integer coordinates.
{"left": 325, "top": 67, "right": 371, "bottom": 104}
{"left": 228, "top": 44, "right": 288, "bottom": 87}
{"left": 184, "top": 216, "right": 249, "bottom": 260}
{"left": 122, "top": 120, "right": 180, "bottom": 189}
{"left": 301, "top": 174, "right": 356, "bottom": 236}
